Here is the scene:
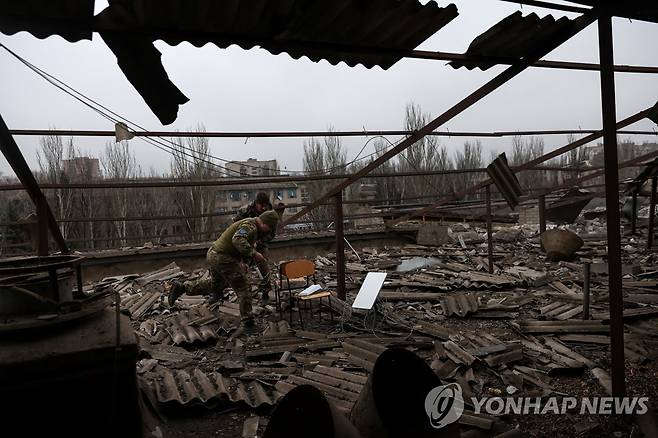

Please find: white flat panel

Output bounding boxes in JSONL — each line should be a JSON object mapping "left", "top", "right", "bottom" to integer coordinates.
{"left": 299, "top": 284, "right": 322, "bottom": 296}
{"left": 352, "top": 272, "right": 388, "bottom": 310}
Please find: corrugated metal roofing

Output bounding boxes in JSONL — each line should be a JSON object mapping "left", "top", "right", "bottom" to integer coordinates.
{"left": 440, "top": 293, "right": 479, "bottom": 317}
{"left": 0, "top": 0, "right": 458, "bottom": 124}
{"left": 100, "top": 0, "right": 459, "bottom": 70}
{"left": 486, "top": 152, "right": 522, "bottom": 209}
{"left": 149, "top": 367, "right": 281, "bottom": 408}
{"left": 450, "top": 12, "right": 589, "bottom": 71}
{"left": 0, "top": 0, "right": 94, "bottom": 42}
{"left": 166, "top": 307, "right": 220, "bottom": 345}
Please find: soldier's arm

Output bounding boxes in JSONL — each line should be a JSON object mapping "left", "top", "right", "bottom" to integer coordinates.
{"left": 233, "top": 209, "right": 247, "bottom": 223}
{"left": 231, "top": 224, "right": 257, "bottom": 258}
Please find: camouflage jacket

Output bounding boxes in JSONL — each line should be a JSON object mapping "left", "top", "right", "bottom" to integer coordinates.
{"left": 232, "top": 201, "right": 276, "bottom": 248}
{"left": 211, "top": 218, "right": 261, "bottom": 261}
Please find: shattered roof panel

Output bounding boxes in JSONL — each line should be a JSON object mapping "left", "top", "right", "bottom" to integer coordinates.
{"left": 150, "top": 367, "right": 281, "bottom": 408}
{"left": 102, "top": 0, "right": 459, "bottom": 70}
{"left": 450, "top": 12, "right": 589, "bottom": 71}
{"left": 0, "top": 0, "right": 95, "bottom": 42}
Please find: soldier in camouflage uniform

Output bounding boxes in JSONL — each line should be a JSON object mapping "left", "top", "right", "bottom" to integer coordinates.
{"left": 232, "top": 191, "right": 285, "bottom": 301}
{"left": 168, "top": 210, "right": 280, "bottom": 327}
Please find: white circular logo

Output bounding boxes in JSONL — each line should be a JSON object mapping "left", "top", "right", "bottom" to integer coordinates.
{"left": 424, "top": 383, "right": 465, "bottom": 429}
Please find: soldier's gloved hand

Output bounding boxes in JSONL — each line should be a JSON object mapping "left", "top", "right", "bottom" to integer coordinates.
{"left": 239, "top": 261, "right": 249, "bottom": 273}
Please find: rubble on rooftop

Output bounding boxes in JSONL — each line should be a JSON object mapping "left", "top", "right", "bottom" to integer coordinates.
{"left": 82, "top": 217, "right": 658, "bottom": 437}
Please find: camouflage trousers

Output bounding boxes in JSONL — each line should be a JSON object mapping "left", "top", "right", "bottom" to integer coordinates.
{"left": 183, "top": 248, "right": 253, "bottom": 321}
{"left": 254, "top": 247, "right": 272, "bottom": 292}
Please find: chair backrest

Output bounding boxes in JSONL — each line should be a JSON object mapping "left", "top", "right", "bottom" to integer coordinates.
{"left": 280, "top": 259, "right": 315, "bottom": 280}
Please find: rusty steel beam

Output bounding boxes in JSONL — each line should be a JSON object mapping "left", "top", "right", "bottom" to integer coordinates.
{"left": 334, "top": 192, "right": 346, "bottom": 301}
{"left": 486, "top": 185, "right": 494, "bottom": 274}
{"left": 538, "top": 194, "right": 547, "bottom": 234}
{"left": 598, "top": 12, "right": 625, "bottom": 398}
{"left": 283, "top": 11, "right": 598, "bottom": 228}
{"left": 583, "top": 262, "right": 591, "bottom": 320}
{"left": 77, "top": 20, "right": 658, "bottom": 74}
{"left": 631, "top": 192, "right": 638, "bottom": 235}
{"left": 649, "top": 177, "right": 657, "bottom": 249}
{"left": 390, "top": 104, "right": 655, "bottom": 226}
{"left": 8, "top": 128, "right": 657, "bottom": 138}
{"left": 0, "top": 113, "right": 68, "bottom": 254}
{"left": 0, "top": 166, "right": 599, "bottom": 192}
{"left": 499, "top": 0, "right": 590, "bottom": 13}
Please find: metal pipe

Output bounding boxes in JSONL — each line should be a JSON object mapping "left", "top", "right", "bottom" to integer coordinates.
{"left": 583, "top": 262, "right": 591, "bottom": 320}
{"left": 631, "top": 193, "right": 637, "bottom": 236}
{"left": 284, "top": 11, "right": 597, "bottom": 228}
{"left": 538, "top": 194, "right": 547, "bottom": 234}
{"left": 0, "top": 166, "right": 601, "bottom": 192}
{"left": 486, "top": 185, "right": 494, "bottom": 274}
{"left": 78, "top": 20, "right": 658, "bottom": 74}
{"left": 649, "top": 177, "right": 657, "bottom": 249}
{"left": 598, "top": 12, "right": 625, "bottom": 397}
{"left": 8, "top": 128, "right": 657, "bottom": 138}
{"left": 334, "top": 192, "right": 346, "bottom": 301}
{"left": 499, "top": 0, "right": 590, "bottom": 13}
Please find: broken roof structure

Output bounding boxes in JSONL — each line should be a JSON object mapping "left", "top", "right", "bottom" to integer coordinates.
{"left": 2, "top": 0, "right": 658, "bottom": 436}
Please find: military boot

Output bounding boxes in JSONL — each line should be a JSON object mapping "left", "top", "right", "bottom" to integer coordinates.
{"left": 167, "top": 281, "right": 185, "bottom": 306}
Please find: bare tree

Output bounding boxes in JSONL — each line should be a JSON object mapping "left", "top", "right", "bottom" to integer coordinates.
{"left": 170, "top": 124, "right": 218, "bottom": 241}
{"left": 509, "top": 136, "right": 545, "bottom": 189}
{"left": 37, "top": 134, "right": 75, "bottom": 238}
{"left": 453, "top": 140, "right": 483, "bottom": 194}
{"left": 302, "top": 128, "right": 347, "bottom": 229}
{"left": 399, "top": 103, "right": 450, "bottom": 199}
{"left": 102, "top": 140, "right": 137, "bottom": 246}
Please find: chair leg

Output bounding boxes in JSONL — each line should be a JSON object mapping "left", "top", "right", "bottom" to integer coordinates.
{"left": 297, "top": 299, "right": 304, "bottom": 330}
{"left": 329, "top": 296, "right": 334, "bottom": 322}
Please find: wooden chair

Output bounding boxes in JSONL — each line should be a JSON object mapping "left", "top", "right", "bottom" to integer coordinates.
{"left": 276, "top": 259, "right": 333, "bottom": 329}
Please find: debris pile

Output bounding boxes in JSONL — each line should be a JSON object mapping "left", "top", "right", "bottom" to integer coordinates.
{"left": 91, "top": 221, "right": 658, "bottom": 437}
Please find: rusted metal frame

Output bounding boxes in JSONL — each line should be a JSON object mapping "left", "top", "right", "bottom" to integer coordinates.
{"left": 283, "top": 11, "right": 598, "bottom": 228}
{"left": 598, "top": 12, "right": 625, "bottom": 397}
{"left": 0, "top": 166, "right": 597, "bottom": 192}
{"left": 9, "top": 128, "right": 657, "bottom": 138}
{"left": 498, "top": 0, "right": 590, "bottom": 13}
{"left": 649, "top": 177, "right": 657, "bottom": 249}
{"left": 391, "top": 105, "right": 653, "bottom": 226}
{"left": 538, "top": 194, "right": 547, "bottom": 234}
{"left": 583, "top": 262, "right": 591, "bottom": 320}
{"left": 485, "top": 185, "right": 494, "bottom": 274}
{"left": 334, "top": 191, "right": 346, "bottom": 301}
{"left": 484, "top": 149, "right": 658, "bottom": 227}
{"left": 0, "top": 113, "right": 68, "bottom": 254}
{"left": 631, "top": 192, "right": 638, "bottom": 235}
{"left": 88, "top": 20, "right": 658, "bottom": 74}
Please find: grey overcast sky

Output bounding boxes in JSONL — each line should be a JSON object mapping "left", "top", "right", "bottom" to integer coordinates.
{"left": 1, "top": 1, "right": 658, "bottom": 177}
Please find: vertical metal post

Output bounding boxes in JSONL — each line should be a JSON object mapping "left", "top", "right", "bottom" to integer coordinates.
{"left": 649, "top": 177, "right": 657, "bottom": 249}
{"left": 36, "top": 196, "right": 49, "bottom": 256}
{"left": 598, "top": 13, "right": 625, "bottom": 397}
{"left": 75, "top": 264, "right": 84, "bottom": 297}
{"left": 538, "top": 194, "right": 547, "bottom": 235}
{"left": 583, "top": 262, "right": 591, "bottom": 320}
{"left": 631, "top": 192, "right": 637, "bottom": 235}
{"left": 485, "top": 185, "right": 494, "bottom": 274}
{"left": 335, "top": 191, "right": 346, "bottom": 301}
